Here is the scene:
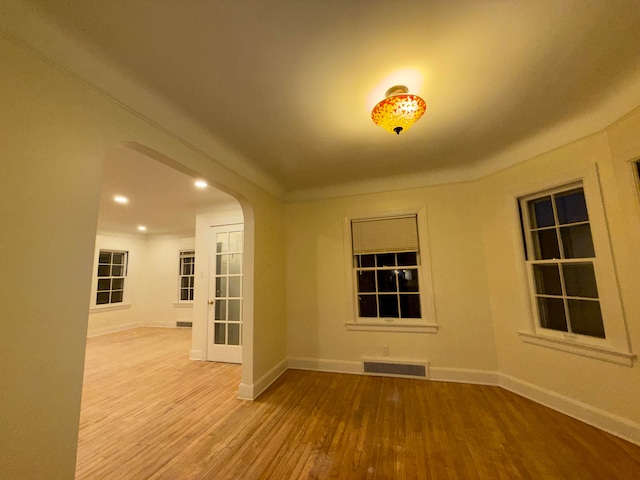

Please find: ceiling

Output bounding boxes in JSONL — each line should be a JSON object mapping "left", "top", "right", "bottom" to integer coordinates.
{"left": 10, "top": 1, "right": 640, "bottom": 196}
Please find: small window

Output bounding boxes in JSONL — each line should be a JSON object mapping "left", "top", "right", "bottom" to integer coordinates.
{"left": 179, "top": 250, "right": 195, "bottom": 302}
{"left": 520, "top": 184, "right": 605, "bottom": 338}
{"left": 352, "top": 215, "right": 423, "bottom": 320}
{"left": 96, "top": 250, "right": 128, "bottom": 305}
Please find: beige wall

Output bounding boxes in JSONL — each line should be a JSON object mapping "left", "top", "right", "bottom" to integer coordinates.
{"left": 0, "top": 36, "right": 287, "bottom": 479}
{"left": 286, "top": 184, "right": 498, "bottom": 372}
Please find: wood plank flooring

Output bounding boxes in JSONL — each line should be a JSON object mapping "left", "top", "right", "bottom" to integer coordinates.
{"left": 76, "top": 328, "right": 640, "bottom": 479}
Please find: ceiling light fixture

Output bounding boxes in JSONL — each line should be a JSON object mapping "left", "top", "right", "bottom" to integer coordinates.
{"left": 114, "top": 195, "right": 129, "bottom": 204}
{"left": 137, "top": 225, "right": 147, "bottom": 232}
{"left": 194, "top": 180, "right": 208, "bottom": 189}
{"left": 371, "top": 85, "right": 426, "bottom": 135}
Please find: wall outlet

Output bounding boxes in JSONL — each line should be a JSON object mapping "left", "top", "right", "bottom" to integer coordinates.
{"left": 382, "top": 345, "right": 389, "bottom": 356}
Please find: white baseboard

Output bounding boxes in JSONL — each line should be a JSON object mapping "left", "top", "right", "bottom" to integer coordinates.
{"left": 189, "top": 349, "right": 203, "bottom": 361}
{"left": 237, "top": 358, "right": 288, "bottom": 401}
{"left": 288, "top": 357, "right": 362, "bottom": 375}
{"left": 86, "top": 322, "right": 142, "bottom": 338}
{"left": 142, "top": 321, "right": 177, "bottom": 328}
{"left": 430, "top": 367, "right": 499, "bottom": 385}
{"left": 499, "top": 373, "right": 640, "bottom": 446}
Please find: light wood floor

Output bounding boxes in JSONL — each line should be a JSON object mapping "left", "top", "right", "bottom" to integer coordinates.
{"left": 76, "top": 328, "right": 640, "bottom": 479}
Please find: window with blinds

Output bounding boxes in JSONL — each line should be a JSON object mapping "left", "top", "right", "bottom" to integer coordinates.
{"left": 352, "top": 215, "right": 422, "bottom": 320}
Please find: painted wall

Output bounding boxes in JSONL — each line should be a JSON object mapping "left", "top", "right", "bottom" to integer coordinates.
{"left": 0, "top": 36, "right": 287, "bottom": 479}
{"left": 286, "top": 184, "right": 499, "bottom": 375}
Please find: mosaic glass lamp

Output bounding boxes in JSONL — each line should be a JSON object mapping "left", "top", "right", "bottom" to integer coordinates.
{"left": 371, "top": 85, "right": 426, "bottom": 135}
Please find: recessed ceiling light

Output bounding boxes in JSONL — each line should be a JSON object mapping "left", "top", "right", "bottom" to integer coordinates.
{"left": 194, "top": 180, "right": 208, "bottom": 189}
{"left": 137, "top": 225, "right": 147, "bottom": 232}
{"left": 114, "top": 195, "right": 129, "bottom": 204}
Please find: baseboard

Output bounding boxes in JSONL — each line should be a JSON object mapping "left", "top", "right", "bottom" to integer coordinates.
{"left": 86, "top": 322, "right": 142, "bottom": 338}
{"left": 142, "top": 321, "right": 177, "bottom": 328}
{"left": 499, "top": 373, "right": 640, "bottom": 446}
{"left": 288, "top": 357, "right": 362, "bottom": 375}
{"left": 237, "top": 358, "right": 288, "bottom": 401}
{"left": 430, "top": 367, "right": 499, "bottom": 385}
{"left": 189, "top": 349, "right": 203, "bottom": 361}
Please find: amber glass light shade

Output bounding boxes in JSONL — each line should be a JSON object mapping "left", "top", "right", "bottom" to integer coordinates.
{"left": 371, "top": 86, "right": 426, "bottom": 135}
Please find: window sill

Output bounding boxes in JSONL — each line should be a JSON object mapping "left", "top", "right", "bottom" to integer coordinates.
{"left": 346, "top": 321, "right": 438, "bottom": 334}
{"left": 173, "top": 302, "right": 194, "bottom": 308}
{"left": 89, "top": 303, "right": 132, "bottom": 313}
{"left": 518, "top": 331, "right": 636, "bottom": 366}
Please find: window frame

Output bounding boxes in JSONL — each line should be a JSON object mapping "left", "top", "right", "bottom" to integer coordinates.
{"left": 94, "top": 249, "right": 129, "bottom": 308}
{"left": 343, "top": 207, "right": 438, "bottom": 333}
{"left": 178, "top": 250, "right": 195, "bottom": 303}
{"left": 513, "top": 165, "right": 634, "bottom": 366}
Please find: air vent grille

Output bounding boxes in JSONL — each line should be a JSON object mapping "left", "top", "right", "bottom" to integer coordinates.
{"left": 363, "top": 361, "right": 427, "bottom": 378}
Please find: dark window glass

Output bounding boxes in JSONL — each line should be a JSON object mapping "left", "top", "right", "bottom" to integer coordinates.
{"left": 376, "top": 270, "right": 397, "bottom": 292}
{"left": 398, "top": 269, "right": 419, "bottom": 292}
{"left": 360, "top": 255, "right": 375, "bottom": 268}
{"left": 111, "top": 278, "right": 124, "bottom": 290}
{"left": 180, "top": 290, "right": 190, "bottom": 301}
{"left": 112, "top": 252, "right": 125, "bottom": 265}
{"left": 214, "top": 323, "right": 226, "bottom": 344}
{"left": 376, "top": 253, "right": 396, "bottom": 267}
{"left": 555, "top": 189, "right": 588, "bottom": 225}
{"left": 560, "top": 225, "right": 595, "bottom": 258}
{"left": 98, "top": 252, "right": 111, "bottom": 264}
{"left": 216, "top": 277, "right": 227, "bottom": 297}
{"left": 533, "top": 230, "right": 560, "bottom": 260}
{"left": 533, "top": 265, "right": 562, "bottom": 296}
{"left": 96, "top": 292, "right": 110, "bottom": 305}
{"left": 568, "top": 300, "right": 605, "bottom": 338}
{"left": 378, "top": 295, "right": 399, "bottom": 317}
{"left": 111, "top": 265, "right": 123, "bottom": 277}
{"left": 397, "top": 252, "right": 417, "bottom": 266}
{"left": 97, "top": 279, "right": 111, "bottom": 292}
{"left": 181, "top": 277, "right": 190, "bottom": 288}
{"left": 215, "top": 300, "right": 226, "bottom": 320}
{"left": 530, "top": 197, "right": 555, "bottom": 228}
{"left": 110, "top": 291, "right": 123, "bottom": 303}
{"left": 358, "top": 295, "right": 377, "bottom": 317}
{"left": 228, "top": 323, "right": 240, "bottom": 345}
{"left": 400, "top": 294, "right": 421, "bottom": 318}
{"left": 357, "top": 271, "right": 376, "bottom": 292}
{"left": 537, "top": 297, "right": 568, "bottom": 332}
{"left": 563, "top": 263, "right": 598, "bottom": 298}
{"left": 97, "top": 265, "right": 111, "bottom": 277}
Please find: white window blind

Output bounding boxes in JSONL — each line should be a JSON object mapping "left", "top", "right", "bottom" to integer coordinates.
{"left": 352, "top": 215, "right": 419, "bottom": 254}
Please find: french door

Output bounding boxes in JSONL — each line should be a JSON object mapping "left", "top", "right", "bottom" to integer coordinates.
{"left": 206, "top": 224, "right": 243, "bottom": 363}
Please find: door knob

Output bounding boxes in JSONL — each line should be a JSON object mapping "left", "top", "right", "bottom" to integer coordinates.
{"left": 208, "top": 300, "right": 214, "bottom": 305}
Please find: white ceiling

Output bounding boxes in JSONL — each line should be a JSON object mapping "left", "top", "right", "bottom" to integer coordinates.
{"left": 8, "top": 1, "right": 640, "bottom": 198}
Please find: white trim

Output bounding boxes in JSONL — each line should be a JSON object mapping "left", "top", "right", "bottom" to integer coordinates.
{"left": 86, "top": 322, "right": 140, "bottom": 338}
{"left": 345, "top": 322, "right": 438, "bottom": 333}
{"left": 189, "top": 349, "right": 203, "bottom": 361}
{"left": 89, "top": 303, "right": 132, "bottom": 313}
{"left": 499, "top": 373, "right": 640, "bottom": 446}
{"left": 288, "top": 357, "right": 362, "bottom": 375}
{"left": 172, "top": 302, "right": 194, "bottom": 308}
{"left": 518, "top": 331, "right": 636, "bottom": 366}
{"left": 237, "top": 358, "right": 288, "bottom": 400}
{"left": 429, "top": 367, "right": 500, "bottom": 385}
{"left": 143, "top": 321, "right": 177, "bottom": 329}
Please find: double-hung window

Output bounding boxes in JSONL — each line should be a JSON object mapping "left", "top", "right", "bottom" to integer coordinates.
{"left": 96, "top": 250, "right": 127, "bottom": 305}
{"left": 346, "top": 210, "right": 437, "bottom": 333}
{"left": 179, "top": 250, "right": 195, "bottom": 302}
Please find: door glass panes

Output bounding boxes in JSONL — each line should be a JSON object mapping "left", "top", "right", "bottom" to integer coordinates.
{"left": 212, "top": 229, "right": 243, "bottom": 348}
{"left": 523, "top": 186, "right": 605, "bottom": 338}
{"left": 354, "top": 251, "right": 422, "bottom": 319}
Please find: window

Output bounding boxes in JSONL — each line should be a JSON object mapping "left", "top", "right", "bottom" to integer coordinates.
{"left": 520, "top": 184, "right": 605, "bottom": 338}
{"left": 345, "top": 211, "right": 437, "bottom": 333}
{"left": 179, "top": 250, "right": 195, "bottom": 302}
{"left": 96, "top": 250, "right": 127, "bottom": 305}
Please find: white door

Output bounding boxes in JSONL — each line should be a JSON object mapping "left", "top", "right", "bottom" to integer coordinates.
{"left": 207, "top": 224, "right": 244, "bottom": 363}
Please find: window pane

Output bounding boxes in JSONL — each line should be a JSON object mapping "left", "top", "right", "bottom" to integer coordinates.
{"left": 529, "top": 197, "right": 555, "bottom": 228}
{"left": 214, "top": 322, "right": 226, "bottom": 344}
{"left": 189, "top": 277, "right": 194, "bottom": 287}
{"left": 181, "top": 264, "right": 191, "bottom": 275}
{"left": 397, "top": 252, "right": 417, "bottom": 266}
{"left": 376, "top": 253, "right": 396, "bottom": 267}
{"left": 398, "top": 269, "right": 419, "bottom": 292}
{"left": 96, "top": 292, "right": 110, "bottom": 305}
{"left": 379, "top": 295, "right": 399, "bottom": 318}
{"left": 216, "top": 277, "right": 227, "bottom": 297}
{"left": 188, "top": 289, "right": 194, "bottom": 301}
{"left": 228, "top": 300, "right": 241, "bottom": 321}
{"left": 360, "top": 255, "right": 375, "bottom": 268}
{"left": 228, "top": 323, "right": 241, "bottom": 345}
{"left": 112, "top": 252, "right": 125, "bottom": 265}
{"left": 377, "top": 270, "right": 397, "bottom": 292}
{"left": 216, "top": 254, "right": 228, "bottom": 275}
{"left": 98, "top": 251, "right": 112, "bottom": 264}
{"left": 111, "top": 278, "right": 124, "bottom": 290}
{"left": 229, "top": 231, "right": 243, "bottom": 252}
{"left": 358, "top": 295, "right": 377, "bottom": 317}
{"left": 181, "top": 277, "right": 190, "bottom": 288}
{"left": 228, "top": 254, "right": 242, "bottom": 274}
{"left": 97, "top": 265, "right": 111, "bottom": 277}
{"left": 537, "top": 297, "right": 568, "bottom": 332}
{"left": 97, "top": 278, "right": 111, "bottom": 292}
{"left": 568, "top": 300, "right": 605, "bottom": 338}
{"left": 400, "top": 294, "right": 421, "bottom": 318}
{"left": 180, "top": 289, "right": 190, "bottom": 301}
{"left": 357, "top": 271, "right": 376, "bottom": 293}
{"left": 215, "top": 300, "right": 227, "bottom": 320}
{"left": 555, "top": 189, "right": 588, "bottom": 225}
{"left": 533, "top": 229, "right": 561, "bottom": 260}
{"left": 560, "top": 225, "right": 595, "bottom": 258}
{"left": 216, "top": 233, "right": 228, "bottom": 253}
{"left": 111, "top": 265, "right": 123, "bottom": 277}
{"left": 111, "top": 291, "right": 123, "bottom": 303}
{"left": 533, "top": 265, "right": 562, "bottom": 296}
{"left": 228, "top": 277, "right": 241, "bottom": 297}
{"left": 563, "top": 263, "right": 598, "bottom": 298}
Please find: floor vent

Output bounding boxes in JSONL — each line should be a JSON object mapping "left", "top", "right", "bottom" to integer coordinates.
{"left": 363, "top": 360, "right": 428, "bottom": 379}
{"left": 176, "top": 321, "right": 193, "bottom": 328}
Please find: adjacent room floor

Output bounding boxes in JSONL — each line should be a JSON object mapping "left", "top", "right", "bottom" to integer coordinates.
{"left": 76, "top": 328, "right": 640, "bottom": 479}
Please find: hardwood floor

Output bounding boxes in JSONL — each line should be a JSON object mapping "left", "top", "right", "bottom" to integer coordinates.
{"left": 76, "top": 328, "right": 640, "bottom": 479}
